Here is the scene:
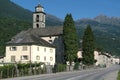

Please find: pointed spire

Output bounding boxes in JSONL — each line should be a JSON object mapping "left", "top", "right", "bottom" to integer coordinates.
{"left": 37, "top": 3, "right": 43, "bottom": 7}
{"left": 36, "top": 0, "right": 43, "bottom": 8}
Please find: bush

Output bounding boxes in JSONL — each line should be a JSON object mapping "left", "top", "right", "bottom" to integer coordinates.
{"left": 57, "top": 64, "right": 66, "bottom": 72}
{"left": 0, "top": 65, "right": 15, "bottom": 78}
{"left": 117, "top": 70, "right": 120, "bottom": 80}
{"left": 53, "top": 64, "right": 66, "bottom": 73}
{"left": 0, "top": 62, "right": 46, "bottom": 79}
{"left": 74, "top": 62, "right": 80, "bottom": 70}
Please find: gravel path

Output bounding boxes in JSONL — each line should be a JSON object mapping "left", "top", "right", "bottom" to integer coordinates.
{"left": 103, "top": 70, "right": 118, "bottom": 80}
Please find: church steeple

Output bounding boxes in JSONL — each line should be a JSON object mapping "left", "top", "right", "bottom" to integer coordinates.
{"left": 33, "top": 3, "right": 46, "bottom": 28}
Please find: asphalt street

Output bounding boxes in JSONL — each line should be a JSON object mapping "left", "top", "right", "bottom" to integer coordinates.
{"left": 3, "top": 65, "right": 120, "bottom": 80}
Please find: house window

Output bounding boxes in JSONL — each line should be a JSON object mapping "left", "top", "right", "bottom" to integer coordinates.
{"left": 50, "top": 57, "right": 53, "bottom": 61}
{"left": 37, "top": 47, "right": 39, "bottom": 51}
{"left": 21, "top": 55, "right": 28, "bottom": 60}
{"left": 11, "top": 56, "right": 15, "bottom": 62}
{"left": 10, "top": 46, "right": 17, "bottom": 51}
{"left": 50, "top": 49, "right": 53, "bottom": 53}
{"left": 36, "top": 56, "right": 40, "bottom": 60}
{"left": 44, "top": 48, "right": 46, "bottom": 52}
{"left": 49, "top": 40, "right": 52, "bottom": 43}
{"left": 44, "top": 56, "right": 46, "bottom": 61}
{"left": 22, "top": 46, "right": 27, "bottom": 51}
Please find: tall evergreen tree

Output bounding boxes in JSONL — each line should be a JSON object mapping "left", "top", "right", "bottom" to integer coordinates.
{"left": 82, "top": 25, "right": 95, "bottom": 65}
{"left": 63, "top": 14, "right": 79, "bottom": 64}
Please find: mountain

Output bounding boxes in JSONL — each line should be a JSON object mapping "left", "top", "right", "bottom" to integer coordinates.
{"left": 46, "top": 14, "right": 63, "bottom": 26}
{"left": 0, "top": 0, "right": 63, "bottom": 25}
{"left": 0, "top": 0, "right": 63, "bottom": 56}
{"left": 0, "top": 0, "right": 32, "bottom": 22}
{"left": 94, "top": 15, "right": 120, "bottom": 26}
{"left": 76, "top": 15, "right": 120, "bottom": 56}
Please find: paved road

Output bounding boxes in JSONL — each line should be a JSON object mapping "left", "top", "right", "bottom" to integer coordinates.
{"left": 3, "top": 65, "right": 120, "bottom": 80}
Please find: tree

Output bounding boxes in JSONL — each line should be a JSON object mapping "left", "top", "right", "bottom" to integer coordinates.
{"left": 82, "top": 25, "right": 95, "bottom": 65}
{"left": 63, "top": 14, "right": 79, "bottom": 64}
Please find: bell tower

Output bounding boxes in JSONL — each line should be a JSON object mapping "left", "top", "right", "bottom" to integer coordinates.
{"left": 33, "top": 4, "right": 46, "bottom": 28}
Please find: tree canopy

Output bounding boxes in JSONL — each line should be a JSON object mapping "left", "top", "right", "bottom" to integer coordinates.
{"left": 82, "top": 25, "right": 95, "bottom": 65}
{"left": 63, "top": 14, "right": 79, "bottom": 64}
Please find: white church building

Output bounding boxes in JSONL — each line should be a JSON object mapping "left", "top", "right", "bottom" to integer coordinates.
{"left": 4, "top": 4, "right": 64, "bottom": 65}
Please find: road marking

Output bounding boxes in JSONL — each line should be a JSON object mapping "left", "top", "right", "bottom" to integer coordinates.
{"left": 66, "top": 71, "right": 98, "bottom": 80}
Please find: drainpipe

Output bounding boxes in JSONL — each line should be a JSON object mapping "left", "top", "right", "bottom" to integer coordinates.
{"left": 29, "top": 45, "right": 32, "bottom": 75}
{"left": 30, "top": 45, "right": 31, "bottom": 63}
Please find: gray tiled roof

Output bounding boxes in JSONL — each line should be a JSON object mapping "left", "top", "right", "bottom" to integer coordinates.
{"left": 30, "top": 26, "right": 63, "bottom": 37}
{"left": 7, "top": 33, "right": 55, "bottom": 47}
{"left": 7, "top": 27, "right": 63, "bottom": 47}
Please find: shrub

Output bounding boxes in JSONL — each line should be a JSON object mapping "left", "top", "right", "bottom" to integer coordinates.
{"left": 117, "top": 70, "right": 120, "bottom": 80}
{"left": 53, "top": 64, "right": 66, "bottom": 73}
{"left": 74, "top": 62, "right": 80, "bottom": 70}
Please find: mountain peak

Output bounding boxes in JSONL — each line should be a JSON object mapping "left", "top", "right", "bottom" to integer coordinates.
{"left": 93, "top": 15, "right": 120, "bottom": 26}
{"left": 94, "top": 15, "right": 109, "bottom": 22}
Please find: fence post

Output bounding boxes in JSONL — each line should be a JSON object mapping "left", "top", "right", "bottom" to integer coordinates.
{"left": 12, "top": 68, "right": 14, "bottom": 78}
{"left": 7, "top": 66, "right": 9, "bottom": 78}
{"left": 29, "top": 62, "right": 32, "bottom": 75}
{"left": 0, "top": 71, "right": 3, "bottom": 79}
{"left": 34, "top": 62, "right": 36, "bottom": 75}
{"left": 14, "top": 62, "right": 19, "bottom": 77}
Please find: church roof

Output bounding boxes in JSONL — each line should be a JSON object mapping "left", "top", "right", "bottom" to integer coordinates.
{"left": 7, "top": 27, "right": 63, "bottom": 47}
{"left": 7, "top": 29, "right": 55, "bottom": 47}
{"left": 30, "top": 26, "right": 63, "bottom": 37}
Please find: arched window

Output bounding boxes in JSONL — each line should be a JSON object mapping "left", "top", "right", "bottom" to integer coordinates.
{"left": 36, "top": 15, "right": 39, "bottom": 22}
{"left": 36, "top": 24, "right": 39, "bottom": 28}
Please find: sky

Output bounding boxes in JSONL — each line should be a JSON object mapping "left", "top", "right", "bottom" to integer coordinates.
{"left": 11, "top": 0, "right": 120, "bottom": 20}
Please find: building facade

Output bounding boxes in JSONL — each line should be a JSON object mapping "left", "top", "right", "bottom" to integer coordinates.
{"left": 5, "top": 45, "right": 55, "bottom": 65}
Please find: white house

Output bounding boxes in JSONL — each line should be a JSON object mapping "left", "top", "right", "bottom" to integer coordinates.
{"left": 94, "top": 51, "right": 100, "bottom": 66}
{"left": 4, "top": 4, "right": 64, "bottom": 65}
{"left": 111, "top": 56, "right": 120, "bottom": 64}
{"left": 77, "top": 50, "right": 112, "bottom": 67}
{"left": 5, "top": 36, "right": 56, "bottom": 65}
{"left": 77, "top": 50, "right": 82, "bottom": 59}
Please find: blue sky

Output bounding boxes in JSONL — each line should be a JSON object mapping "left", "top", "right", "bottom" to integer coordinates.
{"left": 11, "top": 0, "right": 120, "bottom": 20}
